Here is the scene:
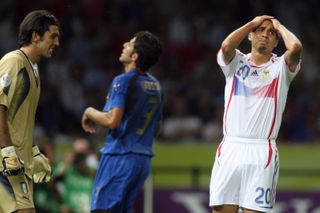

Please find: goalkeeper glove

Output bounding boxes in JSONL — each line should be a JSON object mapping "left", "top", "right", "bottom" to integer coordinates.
{"left": 33, "top": 145, "right": 52, "bottom": 183}
{"left": 1, "top": 146, "right": 25, "bottom": 176}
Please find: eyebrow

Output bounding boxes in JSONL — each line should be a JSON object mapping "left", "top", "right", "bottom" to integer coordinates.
{"left": 50, "top": 32, "right": 60, "bottom": 38}
{"left": 256, "top": 25, "right": 275, "bottom": 31}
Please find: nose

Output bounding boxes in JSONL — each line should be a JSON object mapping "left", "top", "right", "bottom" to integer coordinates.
{"left": 261, "top": 30, "right": 268, "bottom": 37}
{"left": 55, "top": 38, "right": 60, "bottom": 47}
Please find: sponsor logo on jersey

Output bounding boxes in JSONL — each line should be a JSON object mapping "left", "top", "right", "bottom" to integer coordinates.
{"left": 251, "top": 70, "right": 259, "bottom": 77}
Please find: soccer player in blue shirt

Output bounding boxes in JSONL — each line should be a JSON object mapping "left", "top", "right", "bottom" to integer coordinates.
{"left": 81, "top": 31, "right": 163, "bottom": 213}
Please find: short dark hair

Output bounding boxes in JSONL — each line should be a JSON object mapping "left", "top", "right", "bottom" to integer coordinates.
{"left": 18, "top": 10, "right": 59, "bottom": 47}
{"left": 133, "top": 31, "right": 162, "bottom": 72}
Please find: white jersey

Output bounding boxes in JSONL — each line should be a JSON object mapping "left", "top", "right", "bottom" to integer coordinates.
{"left": 217, "top": 49, "right": 301, "bottom": 140}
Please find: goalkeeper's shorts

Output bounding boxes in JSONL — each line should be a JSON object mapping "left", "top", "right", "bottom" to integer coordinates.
{"left": 0, "top": 172, "right": 34, "bottom": 212}
{"left": 209, "top": 137, "right": 279, "bottom": 213}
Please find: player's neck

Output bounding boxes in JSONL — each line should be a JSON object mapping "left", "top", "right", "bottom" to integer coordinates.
{"left": 250, "top": 50, "right": 272, "bottom": 65}
{"left": 20, "top": 46, "right": 39, "bottom": 64}
{"left": 124, "top": 62, "right": 136, "bottom": 73}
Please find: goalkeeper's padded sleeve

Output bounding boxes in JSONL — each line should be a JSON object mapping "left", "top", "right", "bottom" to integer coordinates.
{"left": 32, "top": 145, "right": 52, "bottom": 183}
{"left": 1, "top": 146, "right": 25, "bottom": 176}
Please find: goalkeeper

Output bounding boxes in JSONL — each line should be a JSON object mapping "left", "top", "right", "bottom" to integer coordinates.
{"left": 0, "top": 10, "right": 59, "bottom": 213}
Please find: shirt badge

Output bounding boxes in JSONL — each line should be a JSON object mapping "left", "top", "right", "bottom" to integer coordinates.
{"left": 260, "top": 69, "right": 271, "bottom": 83}
{"left": 0, "top": 73, "right": 11, "bottom": 88}
{"left": 113, "top": 83, "right": 120, "bottom": 91}
{"left": 263, "top": 69, "right": 270, "bottom": 75}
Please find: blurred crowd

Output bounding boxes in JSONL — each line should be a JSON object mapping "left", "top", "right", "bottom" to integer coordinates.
{"left": 1, "top": 0, "right": 320, "bottom": 148}
{"left": 34, "top": 137, "right": 98, "bottom": 213}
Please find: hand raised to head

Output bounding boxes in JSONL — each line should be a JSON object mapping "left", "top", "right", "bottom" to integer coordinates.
{"left": 251, "top": 15, "right": 274, "bottom": 28}
{"left": 271, "top": 18, "right": 282, "bottom": 30}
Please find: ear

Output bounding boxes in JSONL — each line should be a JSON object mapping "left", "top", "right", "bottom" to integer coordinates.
{"left": 131, "top": 52, "right": 138, "bottom": 62}
{"left": 248, "top": 33, "right": 252, "bottom": 41}
{"left": 274, "top": 40, "right": 279, "bottom": 48}
{"left": 32, "top": 32, "right": 41, "bottom": 43}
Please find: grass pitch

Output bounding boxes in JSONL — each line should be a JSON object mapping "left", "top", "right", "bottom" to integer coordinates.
{"left": 55, "top": 140, "right": 320, "bottom": 190}
{"left": 152, "top": 142, "right": 320, "bottom": 190}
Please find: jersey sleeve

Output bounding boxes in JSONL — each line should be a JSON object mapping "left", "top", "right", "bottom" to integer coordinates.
{"left": 0, "top": 56, "right": 24, "bottom": 109}
{"left": 279, "top": 55, "right": 301, "bottom": 85}
{"left": 217, "top": 49, "right": 242, "bottom": 79}
{"left": 104, "top": 75, "right": 131, "bottom": 111}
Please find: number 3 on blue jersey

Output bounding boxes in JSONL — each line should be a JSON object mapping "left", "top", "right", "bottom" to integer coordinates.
{"left": 136, "top": 97, "right": 159, "bottom": 135}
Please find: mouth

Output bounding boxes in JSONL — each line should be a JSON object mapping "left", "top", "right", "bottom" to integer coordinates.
{"left": 258, "top": 38, "right": 268, "bottom": 44}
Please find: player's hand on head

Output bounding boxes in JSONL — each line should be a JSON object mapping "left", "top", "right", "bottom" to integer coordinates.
{"left": 271, "top": 18, "right": 281, "bottom": 30}
{"left": 32, "top": 145, "right": 52, "bottom": 183}
{"left": 251, "top": 15, "right": 274, "bottom": 28}
{"left": 1, "top": 146, "right": 25, "bottom": 176}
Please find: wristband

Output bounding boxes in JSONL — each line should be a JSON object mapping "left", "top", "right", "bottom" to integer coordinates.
{"left": 1, "top": 146, "right": 17, "bottom": 157}
{"left": 32, "top": 145, "right": 41, "bottom": 157}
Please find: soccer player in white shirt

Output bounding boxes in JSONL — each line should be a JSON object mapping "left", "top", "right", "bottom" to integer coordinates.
{"left": 209, "top": 15, "right": 303, "bottom": 213}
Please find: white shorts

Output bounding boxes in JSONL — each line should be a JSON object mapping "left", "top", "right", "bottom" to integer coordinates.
{"left": 209, "top": 136, "right": 279, "bottom": 213}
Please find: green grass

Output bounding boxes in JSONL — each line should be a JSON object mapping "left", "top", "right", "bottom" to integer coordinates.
{"left": 151, "top": 142, "right": 320, "bottom": 190}
{"left": 55, "top": 141, "right": 320, "bottom": 190}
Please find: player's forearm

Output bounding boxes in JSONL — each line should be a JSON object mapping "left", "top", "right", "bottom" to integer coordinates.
{"left": 0, "top": 106, "right": 13, "bottom": 148}
{"left": 277, "top": 24, "right": 303, "bottom": 58}
{"left": 222, "top": 21, "right": 255, "bottom": 49}
{"left": 220, "top": 21, "right": 255, "bottom": 62}
{"left": 85, "top": 107, "right": 122, "bottom": 129}
{"left": 85, "top": 107, "right": 111, "bottom": 128}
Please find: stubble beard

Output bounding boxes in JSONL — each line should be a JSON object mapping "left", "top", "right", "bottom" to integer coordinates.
{"left": 257, "top": 45, "right": 268, "bottom": 54}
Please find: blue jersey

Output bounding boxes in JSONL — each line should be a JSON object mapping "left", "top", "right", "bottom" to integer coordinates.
{"left": 100, "top": 69, "right": 162, "bottom": 156}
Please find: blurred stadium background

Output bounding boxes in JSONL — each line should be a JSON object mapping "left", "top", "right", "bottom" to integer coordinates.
{"left": 1, "top": 0, "right": 320, "bottom": 212}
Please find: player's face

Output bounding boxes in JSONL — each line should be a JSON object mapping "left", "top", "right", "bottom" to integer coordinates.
{"left": 251, "top": 20, "right": 278, "bottom": 53}
{"left": 119, "top": 37, "right": 136, "bottom": 64}
{"left": 38, "top": 25, "right": 60, "bottom": 58}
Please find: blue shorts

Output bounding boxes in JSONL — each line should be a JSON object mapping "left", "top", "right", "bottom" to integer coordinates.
{"left": 90, "top": 153, "right": 151, "bottom": 213}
